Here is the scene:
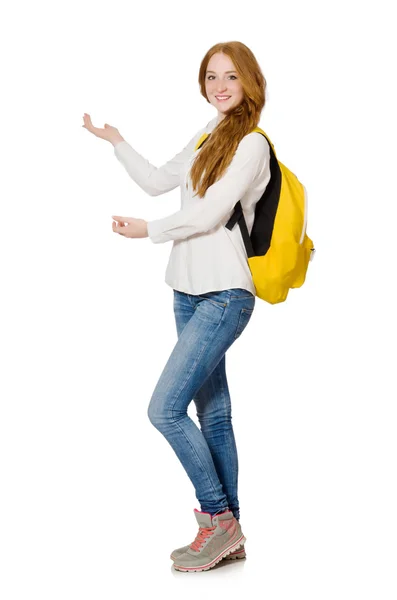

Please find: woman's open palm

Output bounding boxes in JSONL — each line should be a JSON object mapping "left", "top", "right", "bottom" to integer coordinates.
{"left": 82, "top": 113, "right": 124, "bottom": 145}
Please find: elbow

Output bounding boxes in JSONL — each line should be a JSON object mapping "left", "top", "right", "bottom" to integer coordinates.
{"left": 200, "top": 216, "right": 221, "bottom": 234}
{"left": 147, "top": 187, "right": 163, "bottom": 197}
{"left": 135, "top": 183, "right": 162, "bottom": 197}
{"left": 143, "top": 178, "right": 169, "bottom": 196}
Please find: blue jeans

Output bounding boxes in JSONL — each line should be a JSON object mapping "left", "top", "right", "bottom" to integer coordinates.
{"left": 147, "top": 288, "right": 255, "bottom": 521}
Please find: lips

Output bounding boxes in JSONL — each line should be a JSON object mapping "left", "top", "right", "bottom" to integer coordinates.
{"left": 215, "top": 96, "right": 231, "bottom": 102}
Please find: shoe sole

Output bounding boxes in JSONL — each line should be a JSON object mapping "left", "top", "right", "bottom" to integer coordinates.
{"left": 173, "top": 535, "right": 246, "bottom": 572}
{"left": 171, "top": 545, "right": 246, "bottom": 561}
{"left": 222, "top": 546, "right": 246, "bottom": 560}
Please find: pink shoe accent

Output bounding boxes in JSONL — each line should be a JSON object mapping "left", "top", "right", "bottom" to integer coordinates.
{"left": 194, "top": 508, "right": 212, "bottom": 516}
{"left": 189, "top": 525, "right": 216, "bottom": 552}
{"left": 194, "top": 508, "right": 230, "bottom": 518}
{"left": 218, "top": 518, "right": 237, "bottom": 535}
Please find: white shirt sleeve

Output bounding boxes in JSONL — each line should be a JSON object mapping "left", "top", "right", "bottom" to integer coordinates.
{"left": 147, "top": 132, "right": 269, "bottom": 243}
{"left": 113, "top": 129, "right": 204, "bottom": 197}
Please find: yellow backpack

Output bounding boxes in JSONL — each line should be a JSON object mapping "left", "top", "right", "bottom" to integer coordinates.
{"left": 194, "top": 127, "right": 315, "bottom": 304}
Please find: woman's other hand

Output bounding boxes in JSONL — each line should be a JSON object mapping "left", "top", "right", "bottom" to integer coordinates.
{"left": 82, "top": 113, "right": 125, "bottom": 146}
{"left": 112, "top": 216, "right": 148, "bottom": 238}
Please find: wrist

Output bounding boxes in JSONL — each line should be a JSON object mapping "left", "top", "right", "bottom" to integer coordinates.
{"left": 111, "top": 136, "right": 125, "bottom": 147}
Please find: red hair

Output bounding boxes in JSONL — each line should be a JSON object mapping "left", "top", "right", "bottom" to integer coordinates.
{"left": 190, "top": 41, "right": 267, "bottom": 199}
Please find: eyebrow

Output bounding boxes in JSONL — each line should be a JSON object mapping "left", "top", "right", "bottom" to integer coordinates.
{"left": 206, "top": 70, "right": 237, "bottom": 74}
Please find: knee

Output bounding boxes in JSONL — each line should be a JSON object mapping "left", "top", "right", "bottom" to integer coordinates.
{"left": 147, "top": 396, "right": 169, "bottom": 429}
{"left": 147, "top": 400, "right": 160, "bottom": 427}
{"left": 147, "top": 395, "right": 185, "bottom": 429}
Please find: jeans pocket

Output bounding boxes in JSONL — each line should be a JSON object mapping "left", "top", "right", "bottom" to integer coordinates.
{"left": 234, "top": 307, "right": 254, "bottom": 339}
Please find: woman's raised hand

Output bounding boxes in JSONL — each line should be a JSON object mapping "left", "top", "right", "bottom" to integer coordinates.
{"left": 82, "top": 113, "right": 125, "bottom": 146}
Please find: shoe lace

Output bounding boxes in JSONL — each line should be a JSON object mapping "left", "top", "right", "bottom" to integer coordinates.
{"left": 189, "top": 525, "right": 216, "bottom": 552}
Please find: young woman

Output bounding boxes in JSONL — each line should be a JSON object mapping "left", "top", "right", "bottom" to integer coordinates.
{"left": 83, "top": 41, "right": 271, "bottom": 573}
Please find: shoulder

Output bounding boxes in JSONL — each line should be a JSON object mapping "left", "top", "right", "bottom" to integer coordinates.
{"left": 240, "top": 130, "right": 270, "bottom": 152}
{"left": 235, "top": 131, "right": 270, "bottom": 164}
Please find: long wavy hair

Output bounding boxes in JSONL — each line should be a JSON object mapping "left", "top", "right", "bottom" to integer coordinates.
{"left": 190, "top": 41, "right": 267, "bottom": 199}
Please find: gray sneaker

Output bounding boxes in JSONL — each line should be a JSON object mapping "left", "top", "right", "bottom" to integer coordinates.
{"left": 172, "top": 509, "right": 246, "bottom": 572}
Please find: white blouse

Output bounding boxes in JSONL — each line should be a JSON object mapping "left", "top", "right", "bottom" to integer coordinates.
{"left": 113, "top": 116, "right": 271, "bottom": 296}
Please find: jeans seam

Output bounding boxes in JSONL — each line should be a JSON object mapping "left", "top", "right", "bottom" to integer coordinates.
{"left": 170, "top": 416, "right": 227, "bottom": 505}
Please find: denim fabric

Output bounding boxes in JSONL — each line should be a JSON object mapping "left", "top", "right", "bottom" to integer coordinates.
{"left": 147, "top": 288, "right": 255, "bottom": 520}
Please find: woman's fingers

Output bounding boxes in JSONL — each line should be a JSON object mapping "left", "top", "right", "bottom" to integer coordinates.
{"left": 82, "top": 113, "right": 95, "bottom": 133}
{"left": 82, "top": 113, "right": 108, "bottom": 139}
{"left": 112, "top": 216, "right": 131, "bottom": 225}
{"left": 83, "top": 113, "right": 105, "bottom": 138}
{"left": 112, "top": 220, "right": 128, "bottom": 236}
{"left": 83, "top": 113, "right": 93, "bottom": 129}
{"left": 111, "top": 216, "right": 147, "bottom": 239}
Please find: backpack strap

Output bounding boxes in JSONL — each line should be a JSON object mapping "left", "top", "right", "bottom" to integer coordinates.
{"left": 250, "top": 126, "right": 277, "bottom": 158}
{"left": 195, "top": 133, "right": 210, "bottom": 151}
{"left": 225, "top": 127, "right": 275, "bottom": 257}
{"left": 225, "top": 200, "right": 255, "bottom": 257}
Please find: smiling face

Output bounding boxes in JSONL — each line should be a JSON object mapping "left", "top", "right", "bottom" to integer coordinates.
{"left": 205, "top": 52, "right": 244, "bottom": 123}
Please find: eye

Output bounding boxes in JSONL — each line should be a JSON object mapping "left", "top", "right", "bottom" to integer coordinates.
{"left": 207, "top": 75, "right": 237, "bottom": 80}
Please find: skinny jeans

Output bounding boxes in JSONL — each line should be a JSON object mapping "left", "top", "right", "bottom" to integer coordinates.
{"left": 147, "top": 288, "right": 255, "bottom": 520}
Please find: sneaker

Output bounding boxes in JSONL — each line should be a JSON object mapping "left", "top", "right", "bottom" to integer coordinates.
{"left": 172, "top": 508, "right": 246, "bottom": 572}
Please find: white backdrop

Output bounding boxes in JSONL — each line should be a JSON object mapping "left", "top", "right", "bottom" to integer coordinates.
{"left": 1, "top": 0, "right": 396, "bottom": 598}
